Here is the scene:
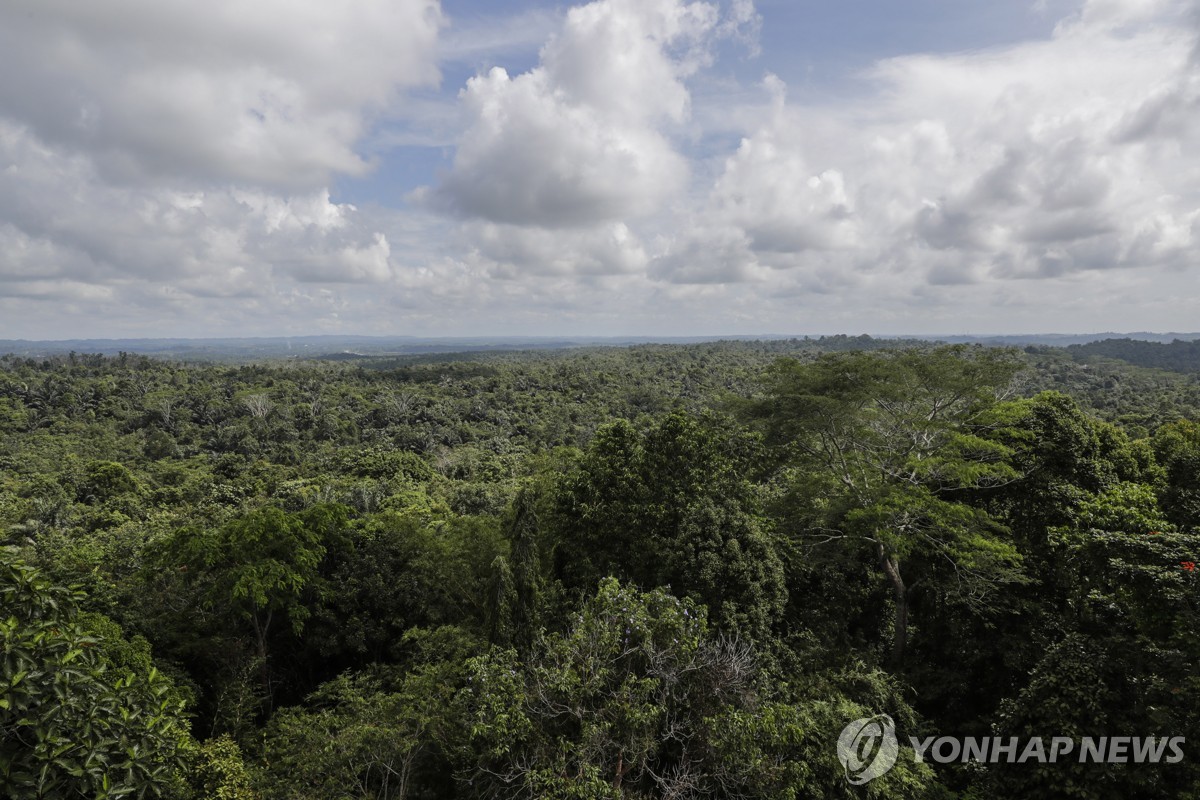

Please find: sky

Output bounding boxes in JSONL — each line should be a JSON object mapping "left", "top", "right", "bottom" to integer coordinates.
{"left": 0, "top": 0, "right": 1197, "bottom": 339}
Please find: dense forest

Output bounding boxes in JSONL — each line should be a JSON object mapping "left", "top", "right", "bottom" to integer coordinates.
{"left": 3, "top": 339, "right": 1200, "bottom": 799}
{"left": 1066, "top": 338, "right": 1200, "bottom": 375}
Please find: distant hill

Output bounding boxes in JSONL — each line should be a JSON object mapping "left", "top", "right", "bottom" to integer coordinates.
{"left": 1, "top": 332, "right": 1197, "bottom": 362}
{"left": 1067, "top": 338, "right": 1200, "bottom": 373}
{"left": 0, "top": 334, "right": 823, "bottom": 361}
{"left": 915, "top": 332, "right": 1200, "bottom": 347}
{"left": 0, "top": 333, "right": 918, "bottom": 361}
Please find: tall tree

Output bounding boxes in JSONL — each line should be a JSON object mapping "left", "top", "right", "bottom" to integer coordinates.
{"left": 1153, "top": 419, "right": 1200, "bottom": 529}
{"left": 551, "top": 412, "right": 786, "bottom": 646}
{"left": 148, "top": 504, "right": 341, "bottom": 710}
{"left": 461, "top": 578, "right": 937, "bottom": 799}
{"left": 747, "top": 346, "right": 1025, "bottom": 666}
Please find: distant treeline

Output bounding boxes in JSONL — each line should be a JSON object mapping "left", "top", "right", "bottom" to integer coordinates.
{"left": 1069, "top": 337, "right": 1200, "bottom": 373}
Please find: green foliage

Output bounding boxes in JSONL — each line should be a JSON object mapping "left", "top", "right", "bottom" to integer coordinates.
{"left": 747, "top": 346, "right": 1025, "bottom": 665}
{"left": 461, "top": 578, "right": 939, "bottom": 799}
{"left": 1068, "top": 337, "right": 1200, "bottom": 374}
{"left": 5, "top": 342, "right": 1200, "bottom": 799}
{"left": 261, "top": 671, "right": 440, "bottom": 800}
{"left": 155, "top": 505, "right": 331, "bottom": 640}
{"left": 338, "top": 446, "right": 434, "bottom": 482}
{"left": 1153, "top": 419, "right": 1200, "bottom": 528}
{"left": 553, "top": 412, "right": 786, "bottom": 645}
{"left": 259, "top": 626, "right": 479, "bottom": 800}
{"left": 78, "top": 461, "right": 140, "bottom": 504}
{"left": 987, "top": 635, "right": 1119, "bottom": 799}
{"left": 307, "top": 511, "right": 506, "bottom": 663}
{"left": 0, "top": 547, "right": 189, "bottom": 799}
{"left": 140, "top": 504, "right": 344, "bottom": 725}
{"left": 179, "top": 735, "right": 258, "bottom": 800}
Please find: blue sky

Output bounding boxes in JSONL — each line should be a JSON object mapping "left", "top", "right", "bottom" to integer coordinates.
{"left": 337, "top": 0, "right": 1078, "bottom": 204}
{"left": 0, "top": 0, "right": 1196, "bottom": 338}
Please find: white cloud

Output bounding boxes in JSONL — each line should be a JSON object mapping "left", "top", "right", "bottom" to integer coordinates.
{"left": 0, "top": 0, "right": 446, "bottom": 336}
{"left": 2, "top": 0, "right": 1199, "bottom": 338}
{"left": 438, "top": 7, "right": 565, "bottom": 64}
{"left": 470, "top": 221, "right": 649, "bottom": 277}
{"left": 432, "top": 0, "right": 725, "bottom": 229}
{"left": 713, "top": 139, "right": 860, "bottom": 255}
{"left": 0, "top": 0, "right": 442, "bottom": 190}
{"left": 653, "top": 0, "right": 1200, "bottom": 297}
{"left": 0, "top": 120, "right": 406, "bottom": 296}
{"left": 434, "top": 64, "right": 689, "bottom": 226}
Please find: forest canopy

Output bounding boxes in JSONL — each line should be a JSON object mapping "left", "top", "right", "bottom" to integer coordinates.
{"left": 2, "top": 339, "right": 1199, "bottom": 799}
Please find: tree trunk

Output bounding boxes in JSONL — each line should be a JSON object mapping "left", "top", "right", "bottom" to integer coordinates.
{"left": 878, "top": 544, "right": 908, "bottom": 667}
{"left": 251, "top": 607, "right": 274, "bottom": 710}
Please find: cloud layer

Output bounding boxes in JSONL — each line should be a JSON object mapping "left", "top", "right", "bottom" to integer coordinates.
{"left": 0, "top": 0, "right": 1197, "bottom": 337}
{"left": 0, "top": 0, "right": 441, "bottom": 188}
{"left": 650, "top": 0, "right": 1199, "bottom": 294}
{"left": 0, "top": 0, "right": 443, "bottom": 333}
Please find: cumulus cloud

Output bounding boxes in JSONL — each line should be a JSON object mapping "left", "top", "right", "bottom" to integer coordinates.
{"left": 3, "top": 0, "right": 1200, "bottom": 338}
{"left": 652, "top": 0, "right": 1200, "bottom": 294}
{"left": 432, "top": 0, "right": 730, "bottom": 229}
{"left": 434, "top": 64, "right": 689, "bottom": 227}
{"left": 869, "top": 1, "right": 1198, "bottom": 280}
{"left": 0, "top": 0, "right": 442, "bottom": 190}
{"left": 0, "top": 0, "right": 446, "bottom": 336}
{"left": 710, "top": 97, "right": 860, "bottom": 257}
{"left": 1, "top": 120, "right": 403, "bottom": 283}
{"left": 469, "top": 222, "right": 649, "bottom": 277}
